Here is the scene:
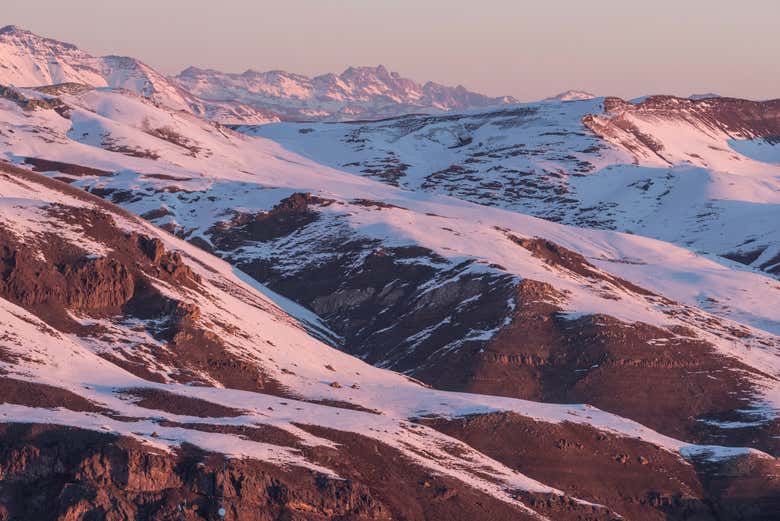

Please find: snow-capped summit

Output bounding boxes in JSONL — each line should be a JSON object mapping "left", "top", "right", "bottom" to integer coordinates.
{"left": 0, "top": 26, "right": 278, "bottom": 124}
{"left": 0, "top": 24, "right": 108, "bottom": 87}
{"left": 542, "top": 90, "right": 597, "bottom": 102}
{"left": 176, "top": 64, "right": 518, "bottom": 121}
{"left": 0, "top": 25, "right": 163, "bottom": 91}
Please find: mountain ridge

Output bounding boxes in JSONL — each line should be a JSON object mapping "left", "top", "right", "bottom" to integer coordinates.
{"left": 0, "top": 26, "right": 518, "bottom": 123}
{"left": 176, "top": 63, "right": 518, "bottom": 121}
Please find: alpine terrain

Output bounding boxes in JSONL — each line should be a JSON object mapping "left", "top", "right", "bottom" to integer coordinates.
{"left": 0, "top": 26, "right": 516, "bottom": 124}
{"left": 0, "top": 25, "right": 779, "bottom": 521}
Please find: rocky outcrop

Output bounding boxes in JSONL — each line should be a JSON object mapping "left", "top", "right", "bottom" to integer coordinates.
{"left": 0, "top": 211, "right": 197, "bottom": 320}
{"left": 599, "top": 96, "right": 780, "bottom": 141}
{"left": 0, "top": 424, "right": 388, "bottom": 521}
{"left": 0, "top": 423, "right": 557, "bottom": 521}
{"left": 0, "top": 233, "right": 134, "bottom": 314}
{"left": 423, "top": 412, "right": 780, "bottom": 521}
{"left": 0, "top": 85, "right": 69, "bottom": 114}
{"left": 23, "top": 157, "right": 114, "bottom": 178}
{"left": 456, "top": 278, "right": 777, "bottom": 455}
{"left": 209, "top": 193, "right": 331, "bottom": 251}
{"left": 0, "top": 181, "right": 283, "bottom": 394}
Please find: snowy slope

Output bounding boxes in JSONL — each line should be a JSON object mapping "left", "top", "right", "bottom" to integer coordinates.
{"left": 1, "top": 73, "right": 780, "bottom": 519}
{"left": 0, "top": 162, "right": 565, "bottom": 511}
{"left": 249, "top": 96, "right": 780, "bottom": 277}
{"left": 2, "top": 24, "right": 780, "bottom": 520}
{"left": 7, "top": 161, "right": 776, "bottom": 520}
{"left": 0, "top": 86, "right": 777, "bottom": 337}
{"left": 1, "top": 85, "right": 779, "bottom": 420}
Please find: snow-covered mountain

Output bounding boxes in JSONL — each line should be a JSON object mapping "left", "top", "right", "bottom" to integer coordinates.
{"left": 0, "top": 161, "right": 610, "bottom": 519}
{"left": 542, "top": 89, "right": 597, "bottom": 102}
{"left": 6, "top": 96, "right": 777, "bottom": 521}
{"left": 176, "top": 65, "right": 518, "bottom": 121}
{"left": 0, "top": 26, "right": 517, "bottom": 124}
{"left": 2, "top": 81, "right": 780, "bottom": 519}
{"left": 250, "top": 95, "right": 780, "bottom": 280}
{"left": 2, "top": 25, "right": 780, "bottom": 520}
{"left": 0, "top": 25, "right": 278, "bottom": 125}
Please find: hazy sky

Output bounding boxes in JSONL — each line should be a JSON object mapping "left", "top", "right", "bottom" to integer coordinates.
{"left": 4, "top": 0, "right": 779, "bottom": 101}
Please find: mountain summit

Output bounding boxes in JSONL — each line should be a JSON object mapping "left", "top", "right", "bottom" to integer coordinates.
{"left": 0, "top": 26, "right": 279, "bottom": 124}
{"left": 542, "top": 89, "right": 597, "bottom": 102}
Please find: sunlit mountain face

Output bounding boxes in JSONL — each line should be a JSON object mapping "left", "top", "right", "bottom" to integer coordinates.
{"left": 0, "top": 24, "right": 779, "bottom": 521}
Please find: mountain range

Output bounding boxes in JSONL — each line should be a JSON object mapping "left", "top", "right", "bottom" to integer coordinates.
{"left": 0, "top": 25, "right": 517, "bottom": 123}
{"left": 0, "top": 25, "right": 779, "bottom": 521}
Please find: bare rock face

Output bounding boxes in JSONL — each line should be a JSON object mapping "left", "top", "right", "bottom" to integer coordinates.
{"left": 600, "top": 96, "right": 780, "bottom": 140}
{"left": 0, "top": 186, "right": 281, "bottom": 394}
{"left": 237, "top": 235, "right": 518, "bottom": 375}
{"left": 60, "top": 257, "right": 135, "bottom": 311}
{"left": 0, "top": 235, "right": 133, "bottom": 314}
{"left": 135, "top": 234, "right": 198, "bottom": 283}
{"left": 423, "top": 412, "right": 780, "bottom": 521}
{"left": 0, "top": 423, "right": 563, "bottom": 521}
{"left": 458, "top": 276, "right": 777, "bottom": 455}
{"left": 0, "top": 210, "right": 197, "bottom": 320}
{"left": 0, "top": 424, "right": 388, "bottom": 521}
{"left": 208, "top": 192, "right": 330, "bottom": 250}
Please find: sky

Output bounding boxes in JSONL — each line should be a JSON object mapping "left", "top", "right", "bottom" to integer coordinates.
{"left": 4, "top": 0, "right": 779, "bottom": 101}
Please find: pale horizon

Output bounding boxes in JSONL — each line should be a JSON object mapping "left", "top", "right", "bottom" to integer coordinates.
{"left": 4, "top": 0, "right": 780, "bottom": 102}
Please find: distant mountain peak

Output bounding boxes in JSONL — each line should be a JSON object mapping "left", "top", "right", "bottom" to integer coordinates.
{"left": 344, "top": 64, "right": 388, "bottom": 74}
{"left": 543, "top": 90, "right": 597, "bottom": 102}
{"left": 177, "top": 64, "right": 518, "bottom": 121}
{"left": 0, "top": 25, "right": 24, "bottom": 35}
{"left": 689, "top": 93, "right": 721, "bottom": 100}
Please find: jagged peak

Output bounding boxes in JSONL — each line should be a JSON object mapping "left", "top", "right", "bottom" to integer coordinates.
{"left": 342, "top": 64, "right": 390, "bottom": 76}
